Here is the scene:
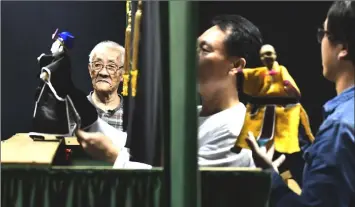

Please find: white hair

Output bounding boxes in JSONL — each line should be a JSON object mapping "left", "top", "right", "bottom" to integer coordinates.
{"left": 88, "top": 40, "right": 125, "bottom": 64}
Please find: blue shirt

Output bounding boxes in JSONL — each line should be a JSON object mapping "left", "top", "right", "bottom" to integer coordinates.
{"left": 270, "top": 86, "right": 355, "bottom": 207}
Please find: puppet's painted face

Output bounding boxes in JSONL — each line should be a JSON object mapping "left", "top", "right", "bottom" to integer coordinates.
{"left": 260, "top": 44, "right": 277, "bottom": 65}
{"left": 50, "top": 39, "right": 63, "bottom": 54}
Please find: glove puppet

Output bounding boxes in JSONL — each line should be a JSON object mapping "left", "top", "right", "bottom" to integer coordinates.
{"left": 233, "top": 44, "right": 314, "bottom": 154}
{"left": 32, "top": 29, "right": 98, "bottom": 136}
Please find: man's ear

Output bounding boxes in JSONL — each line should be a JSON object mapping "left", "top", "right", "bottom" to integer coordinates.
{"left": 229, "top": 58, "right": 246, "bottom": 75}
{"left": 338, "top": 44, "right": 349, "bottom": 61}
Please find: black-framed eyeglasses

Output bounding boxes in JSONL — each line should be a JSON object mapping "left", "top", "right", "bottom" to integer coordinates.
{"left": 91, "top": 61, "right": 124, "bottom": 75}
{"left": 317, "top": 28, "right": 331, "bottom": 43}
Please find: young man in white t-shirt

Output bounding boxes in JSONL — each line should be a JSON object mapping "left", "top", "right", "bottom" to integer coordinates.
{"left": 196, "top": 15, "right": 263, "bottom": 167}
{"left": 75, "top": 15, "right": 263, "bottom": 168}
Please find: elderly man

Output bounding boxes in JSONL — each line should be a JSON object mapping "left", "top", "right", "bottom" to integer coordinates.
{"left": 248, "top": 1, "right": 355, "bottom": 206}
{"left": 76, "top": 14, "right": 263, "bottom": 168}
{"left": 86, "top": 41, "right": 125, "bottom": 131}
{"left": 32, "top": 37, "right": 132, "bottom": 166}
{"left": 69, "top": 41, "right": 125, "bottom": 132}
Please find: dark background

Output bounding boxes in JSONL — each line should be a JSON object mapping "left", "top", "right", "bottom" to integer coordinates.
{"left": 1, "top": 1, "right": 334, "bottom": 140}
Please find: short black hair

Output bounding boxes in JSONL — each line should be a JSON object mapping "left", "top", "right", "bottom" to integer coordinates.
{"left": 327, "top": 1, "right": 355, "bottom": 65}
{"left": 212, "top": 14, "right": 263, "bottom": 64}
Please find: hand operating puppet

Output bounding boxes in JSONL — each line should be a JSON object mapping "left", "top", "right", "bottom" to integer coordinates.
{"left": 31, "top": 29, "right": 127, "bottom": 151}
{"left": 233, "top": 44, "right": 315, "bottom": 154}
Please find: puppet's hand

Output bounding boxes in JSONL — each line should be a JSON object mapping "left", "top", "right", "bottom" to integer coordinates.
{"left": 283, "top": 80, "right": 301, "bottom": 98}
{"left": 37, "top": 53, "right": 46, "bottom": 62}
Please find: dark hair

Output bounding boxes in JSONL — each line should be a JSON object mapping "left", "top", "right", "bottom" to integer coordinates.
{"left": 212, "top": 15, "right": 263, "bottom": 64}
{"left": 327, "top": 1, "right": 355, "bottom": 64}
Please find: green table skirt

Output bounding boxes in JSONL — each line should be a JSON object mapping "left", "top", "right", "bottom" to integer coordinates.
{"left": 2, "top": 166, "right": 271, "bottom": 207}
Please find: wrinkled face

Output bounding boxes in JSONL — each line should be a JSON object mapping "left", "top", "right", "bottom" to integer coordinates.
{"left": 89, "top": 46, "right": 124, "bottom": 93}
{"left": 197, "top": 26, "right": 233, "bottom": 89}
{"left": 320, "top": 18, "right": 345, "bottom": 81}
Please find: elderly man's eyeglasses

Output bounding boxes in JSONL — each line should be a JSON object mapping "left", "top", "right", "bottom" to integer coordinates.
{"left": 91, "top": 62, "right": 124, "bottom": 75}
{"left": 317, "top": 28, "right": 331, "bottom": 43}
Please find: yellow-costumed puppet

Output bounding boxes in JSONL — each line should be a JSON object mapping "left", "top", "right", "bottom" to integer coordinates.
{"left": 234, "top": 44, "right": 315, "bottom": 155}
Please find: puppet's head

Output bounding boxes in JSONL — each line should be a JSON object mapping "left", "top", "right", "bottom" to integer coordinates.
{"left": 260, "top": 44, "right": 277, "bottom": 69}
{"left": 50, "top": 28, "right": 75, "bottom": 54}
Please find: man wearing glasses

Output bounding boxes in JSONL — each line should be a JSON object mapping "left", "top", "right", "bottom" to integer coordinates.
{"left": 247, "top": 1, "right": 355, "bottom": 206}
{"left": 83, "top": 41, "right": 125, "bottom": 131}
{"left": 32, "top": 37, "right": 131, "bottom": 165}
{"left": 64, "top": 41, "right": 129, "bottom": 164}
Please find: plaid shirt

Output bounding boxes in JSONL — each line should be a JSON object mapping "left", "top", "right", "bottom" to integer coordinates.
{"left": 86, "top": 91, "right": 124, "bottom": 131}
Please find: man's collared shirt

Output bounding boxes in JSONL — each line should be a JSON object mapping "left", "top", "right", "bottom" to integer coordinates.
{"left": 87, "top": 91, "right": 124, "bottom": 132}
{"left": 271, "top": 86, "right": 355, "bottom": 207}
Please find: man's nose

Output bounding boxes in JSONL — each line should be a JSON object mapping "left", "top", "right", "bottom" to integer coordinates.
{"left": 98, "top": 67, "right": 110, "bottom": 77}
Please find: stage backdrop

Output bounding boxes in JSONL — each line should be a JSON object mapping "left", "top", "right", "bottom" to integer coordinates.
{"left": 2, "top": 1, "right": 334, "bottom": 141}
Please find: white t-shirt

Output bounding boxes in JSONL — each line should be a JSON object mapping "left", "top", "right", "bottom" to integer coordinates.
{"left": 113, "top": 102, "right": 254, "bottom": 169}
{"left": 198, "top": 102, "right": 254, "bottom": 167}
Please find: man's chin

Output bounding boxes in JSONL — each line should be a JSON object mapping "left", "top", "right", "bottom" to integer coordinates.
{"left": 95, "top": 81, "right": 111, "bottom": 88}
{"left": 323, "top": 70, "right": 336, "bottom": 82}
{"left": 94, "top": 86, "right": 112, "bottom": 93}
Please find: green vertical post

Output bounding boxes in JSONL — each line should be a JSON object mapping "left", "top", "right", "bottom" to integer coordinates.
{"left": 169, "top": 2, "right": 199, "bottom": 207}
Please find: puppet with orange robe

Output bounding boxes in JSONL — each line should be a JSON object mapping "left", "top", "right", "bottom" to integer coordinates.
{"left": 234, "top": 44, "right": 315, "bottom": 155}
